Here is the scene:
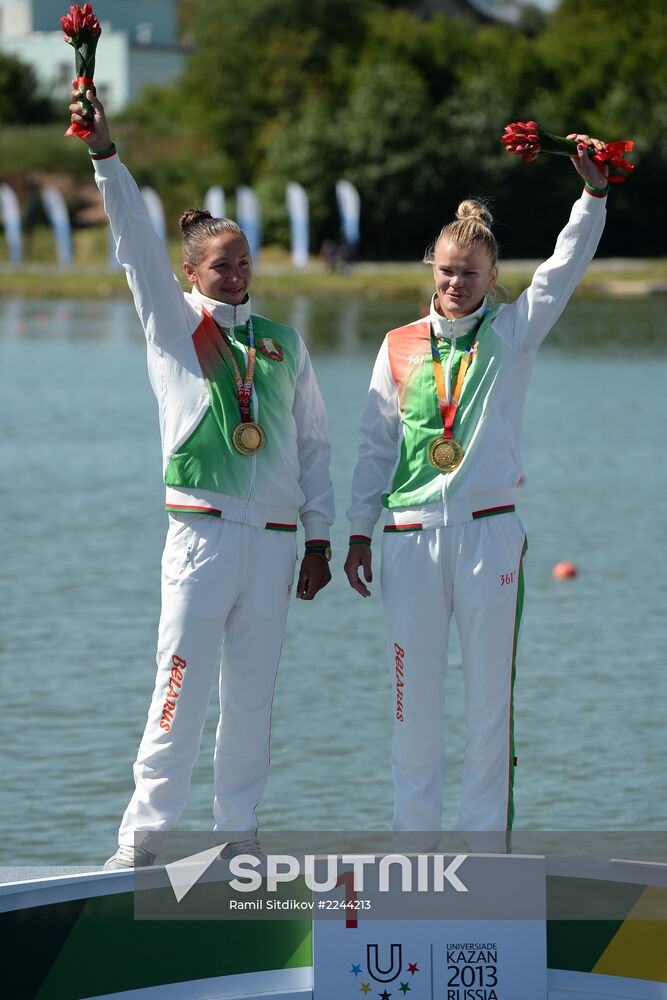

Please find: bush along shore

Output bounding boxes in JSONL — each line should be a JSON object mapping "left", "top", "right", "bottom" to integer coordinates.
{"left": 1, "top": 256, "right": 667, "bottom": 303}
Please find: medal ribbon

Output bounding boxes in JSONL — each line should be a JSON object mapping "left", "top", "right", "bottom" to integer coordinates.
{"left": 431, "top": 335, "right": 477, "bottom": 439}
{"left": 220, "top": 317, "right": 256, "bottom": 423}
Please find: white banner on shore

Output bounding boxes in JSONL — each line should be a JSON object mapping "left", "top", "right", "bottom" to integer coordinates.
{"left": 286, "top": 182, "right": 309, "bottom": 267}
{"left": 40, "top": 186, "right": 73, "bottom": 266}
{"left": 0, "top": 183, "right": 23, "bottom": 264}
{"left": 236, "top": 185, "right": 262, "bottom": 261}
{"left": 335, "top": 179, "right": 361, "bottom": 247}
{"left": 204, "top": 186, "right": 226, "bottom": 220}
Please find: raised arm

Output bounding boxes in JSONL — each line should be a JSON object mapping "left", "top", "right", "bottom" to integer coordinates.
{"left": 496, "top": 134, "right": 610, "bottom": 354}
{"left": 68, "top": 90, "right": 190, "bottom": 345}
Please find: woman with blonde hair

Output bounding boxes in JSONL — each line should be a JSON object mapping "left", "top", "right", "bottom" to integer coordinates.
{"left": 345, "top": 138, "right": 610, "bottom": 847}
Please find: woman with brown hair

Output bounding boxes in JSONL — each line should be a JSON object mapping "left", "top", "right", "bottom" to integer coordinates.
{"left": 68, "top": 89, "right": 334, "bottom": 869}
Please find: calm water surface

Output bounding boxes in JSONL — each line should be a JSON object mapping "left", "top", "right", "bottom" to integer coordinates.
{"left": 1, "top": 295, "right": 666, "bottom": 866}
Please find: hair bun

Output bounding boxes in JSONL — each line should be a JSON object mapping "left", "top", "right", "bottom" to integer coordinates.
{"left": 179, "top": 209, "right": 212, "bottom": 233}
{"left": 455, "top": 199, "right": 493, "bottom": 229}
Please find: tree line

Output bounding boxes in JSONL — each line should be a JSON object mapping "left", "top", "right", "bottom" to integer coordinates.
{"left": 2, "top": 0, "right": 664, "bottom": 259}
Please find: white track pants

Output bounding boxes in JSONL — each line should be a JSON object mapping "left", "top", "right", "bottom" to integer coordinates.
{"left": 380, "top": 513, "right": 527, "bottom": 837}
{"left": 118, "top": 514, "right": 296, "bottom": 847}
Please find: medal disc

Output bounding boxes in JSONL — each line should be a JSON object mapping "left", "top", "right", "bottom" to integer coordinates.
{"left": 232, "top": 421, "right": 265, "bottom": 456}
{"left": 429, "top": 436, "right": 464, "bottom": 472}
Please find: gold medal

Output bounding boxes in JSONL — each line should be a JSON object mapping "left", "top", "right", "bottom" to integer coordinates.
{"left": 232, "top": 421, "right": 266, "bottom": 456}
{"left": 429, "top": 436, "right": 464, "bottom": 472}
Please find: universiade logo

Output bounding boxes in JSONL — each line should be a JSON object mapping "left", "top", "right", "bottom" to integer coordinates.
{"left": 164, "top": 849, "right": 469, "bottom": 903}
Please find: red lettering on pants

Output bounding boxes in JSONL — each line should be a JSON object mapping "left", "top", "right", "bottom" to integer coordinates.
{"left": 160, "top": 654, "right": 188, "bottom": 732}
{"left": 394, "top": 642, "right": 405, "bottom": 722}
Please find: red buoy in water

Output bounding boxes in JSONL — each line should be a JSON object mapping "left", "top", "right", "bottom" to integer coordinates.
{"left": 552, "top": 561, "right": 577, "bottom": 579}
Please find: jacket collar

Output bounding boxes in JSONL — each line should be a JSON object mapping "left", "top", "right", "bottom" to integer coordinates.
{"left": 190, "top": 287, "right": 252, "bottom": 329}
{"left": 429, "top": 294, "right": 488, "bottom": 341}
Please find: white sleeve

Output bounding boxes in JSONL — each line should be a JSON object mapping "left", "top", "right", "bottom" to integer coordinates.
{"left": 346, "top": 337, "right": 401, "bottom": 540}
{"left": 293, "top": 337, "right": 335, "bottom": 540}
{"left": 494, "top": 190, "right": 607, "bottom": 353}
{"left": 93, "top": 154, "right": 191, "bottom": 346}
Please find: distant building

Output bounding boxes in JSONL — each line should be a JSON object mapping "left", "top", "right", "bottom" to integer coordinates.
{"left": 0, "top": 0, "right": 192, "bottom": 112}
{"left": 467, "top": 0, "right": 522, "bottom": 22}
{"left": 408, "top": 0, "right": 523, "bottom": 24}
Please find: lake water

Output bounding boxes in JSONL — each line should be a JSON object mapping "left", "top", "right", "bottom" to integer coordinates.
{"left": 1, "top": 295, "right": 666, "bottom": 867}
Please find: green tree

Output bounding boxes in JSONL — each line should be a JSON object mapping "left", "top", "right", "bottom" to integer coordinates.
{"left": 258, "top": 94, "right": 345, "bottom": 247}
{"left": 537, "top": 0, "right": 667, "bottom": 133}
{"left": 115, "top": 0, "right": 662, "bottom": 257}
{"left": 183, "top": 0, "right": 373, "bottom": 183}
{"left": 118, "top": 80, "right": 190, "bottom": 135}
{"left": 337, "top": 59, "right": 437, "bottom": 257}
{"left": 533, "top": 0, "right": 665, "bottom": 254}
{"left": 0, "top": 52, "right": 58, "bottom": 124}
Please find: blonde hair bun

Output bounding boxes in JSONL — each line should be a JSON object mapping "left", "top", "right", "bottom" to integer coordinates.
{"left": 455, "top": 199, "right": 493, "bottom": 229}
{"left": 423, "top": 196, "right": 498, "bottom": 267}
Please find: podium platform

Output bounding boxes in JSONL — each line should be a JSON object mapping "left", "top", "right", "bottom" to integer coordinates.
{"left": 1, "top": 852, "right": 665, "bottom": 999}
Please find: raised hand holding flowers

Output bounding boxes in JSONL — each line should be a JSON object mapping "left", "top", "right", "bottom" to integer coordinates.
{"left": 502, "top": 120, "right": 634, "bottom": 183}
{"left": 566, "top": 133, "right": 609, "bottom": 194}
{"left": 61, "top": 3, "right": 101, "bottom": 139}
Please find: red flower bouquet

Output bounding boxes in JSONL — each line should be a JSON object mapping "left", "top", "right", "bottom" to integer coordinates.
{"left": 502, "top": 121, "right": 634, "bottom": 182}
{"left": 61, "top": 3, "right": 101, "bottom": 139}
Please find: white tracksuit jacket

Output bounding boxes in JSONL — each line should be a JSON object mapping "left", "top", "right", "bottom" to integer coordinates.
{"left": 93, "top": 152, "right": 334, "bottom": 538}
